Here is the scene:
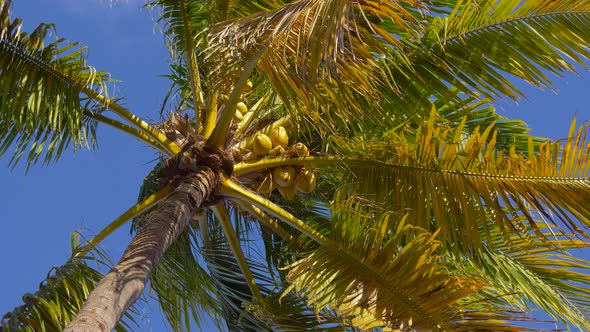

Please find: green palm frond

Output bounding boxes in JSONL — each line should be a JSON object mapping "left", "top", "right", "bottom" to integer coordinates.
{"left": 0, "top": 0, "right": 110, "bottom": 169}
{"left": 0, "top": 233, "right": 139, "bottom": 332}
{"left": 458, "top": 221, "right": 590, "bottom": 330}
{"left": 146, "top": 0, "right": 208, "bottom": 57}
{"left": 203, "top": 209, "right": 348, "bottom": 331}
{"left": 373, "top": 86, "right": 543, "bottom": 152}
{"left": 146, "top": 0, "right": 209, "bottom": 127}
{"left": 205, "top": 0, "right": 424, "bottom": 137}
{"left": 332, "top": 112, "right": 590, "bottom": 250}
{"left": 433, "top": 89, "right": 545, "bottom": 152}
{"left": 202, "top": 219, "right": 275, "bottom": 331}
{"left": 392, "top": 0, "right": 590, "bottom": 101}
{"left": 284, "top": 198, "right": 531, "bottom": 331}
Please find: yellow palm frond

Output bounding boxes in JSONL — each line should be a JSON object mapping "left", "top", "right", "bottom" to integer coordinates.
{"left": 284, "top": 198, "right": 531, "bottom": 331}
{"left": 333, "top": 112, "right": 590, "bottom": 249}
{"left": 206, "top": 0, "right": 424, "bottom": 137}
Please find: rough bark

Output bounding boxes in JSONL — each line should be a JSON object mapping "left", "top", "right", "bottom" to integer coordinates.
{"left": 64, "top": 168, "right": 219, "bottom": 332}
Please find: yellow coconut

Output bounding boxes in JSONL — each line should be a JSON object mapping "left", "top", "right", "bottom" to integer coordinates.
{"left": 253, "top": 133, "right": 272, "bottom": 156}
{"left": 244, "top": 80, "right": 253, "bottom": 92}
{"left": 272, "top": 166, "right": 295, "bottom": 187}
{"left": 295, "top": 170, "right": 316, "bottom": 193}
{"left": 236, "top": 102, "right": 249, "bottom": 115}
{"left": 269, "top": 126, "right": 289, "bottom": 148}
{"left": 233, "top": 110, "right": 244, "bottom": 121}
{"left": 291, "top": 142, "right": 309, "bottom": 157}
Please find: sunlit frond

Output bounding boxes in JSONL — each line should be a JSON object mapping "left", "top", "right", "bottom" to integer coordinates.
{"left": 332, "top": 112, "right": 590, "bottom": 250}
{"left": 389, "top": 0, "right": 590, "bottom": 102}
{"left": 209, "top": 0, "right": 288, "bottom": 23}
{"left": 284, "top": 198, "right": 532, "bottom": 331}
{"left": 0, "top": 233, "right": 139, "bottom": 332}
{"left": 206, "top": 0, "right": 424, "bottom": 137}
{"left": 455, "top": 220, "right": 590, "bottom": 330}
{"left": 0, "top": 1, "right": 110, "bottom": 169}
{"left": 433, "top": 89, "right": 545, "bottom": 152}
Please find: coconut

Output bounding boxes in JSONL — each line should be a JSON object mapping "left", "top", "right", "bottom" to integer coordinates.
{"left": 244, "top": 80, "right": 253, "bottom": 92}
{"left": 253, "top": 133, "right": 272, "bottom": 156}
{"left": 295, "top": 170, "right": 316, "bottom": 193}
{"left": 273, "top": 166, "right": 295, "bottom": 187}
{"left": 291, "top": 142, "right": 309, "bottom": 157}
{"left": 269, "top": 126, "right": 288, "bottom": 148}
{"left": 233, "top": 110, "right": 244, "bottom": 121}
{"left": 236, "top": 102, "right": 249, "bottom": 115}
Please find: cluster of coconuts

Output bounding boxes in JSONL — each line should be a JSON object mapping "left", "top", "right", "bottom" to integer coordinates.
{"left": 252, "top": 164, "right": 317, "bottom": 200}
{"left": 231, "top": 80, "right": 258, "bottom": 137}
{"left": 248, "top": 126, "right": 316, "bottom": 200}
{"left": 229, "top": 79, "right": 317, "bottom": 200}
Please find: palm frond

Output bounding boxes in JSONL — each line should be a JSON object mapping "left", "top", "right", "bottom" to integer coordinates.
{"left": 392, "top": 0, "right": 590, "bottom": 102}
{"left": 284, "top": 197, "right": 532, "bottom": 331}
{"left": 202, "top": 216, "right": 275, "bottom": 331}
{"left": 458, "top": 220, "right": 590, "bottom": 330}
{"left": 0, "top": 0, "right": 110, "bottom": 169}
{"left": 433, "top": 88, "right": 545, "bottom": 152}
{"left": 209, "top": 0, "right": 288, "bottom": 23}
{"left": 205, "top": 0, "right": 424, "bottom": 138}
{"left": 146, "top": 0, "right": 210, "bottom": 128}
{"left": 1, "top": 233, "right": 139, "bottom": 332}
{"left": 332, "top": 112, "right": 590, "bottom": 250}
{"left": 203, "top": 209, "right": 348, "bottom": 331}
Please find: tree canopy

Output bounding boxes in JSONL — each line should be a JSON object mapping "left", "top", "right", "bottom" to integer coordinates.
{"left": 2, "top": 0, "right": 590, "bottom": 331}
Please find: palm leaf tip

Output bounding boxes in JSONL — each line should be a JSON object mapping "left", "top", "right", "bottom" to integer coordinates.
{"left": 411, "top": 0, "right": 590, "bottom": 101}
{"left": 0, "top": 1, "right": 111, "bottom": 169}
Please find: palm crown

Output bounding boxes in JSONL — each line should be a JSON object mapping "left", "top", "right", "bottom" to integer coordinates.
{"left": 2, "top": 0, "right": 590, "bottom": 331}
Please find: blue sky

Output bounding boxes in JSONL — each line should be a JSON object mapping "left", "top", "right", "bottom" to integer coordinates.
{"left": 1, "top": 1, "right": 589, "bottom": 331}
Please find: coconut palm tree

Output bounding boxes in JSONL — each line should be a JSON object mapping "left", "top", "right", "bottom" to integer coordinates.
{"left": 3, "top": 0, "right": 590, "bottom": 331}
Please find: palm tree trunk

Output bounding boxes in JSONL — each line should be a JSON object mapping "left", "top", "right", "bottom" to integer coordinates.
{"left": 64, "top": 168, "right": 220, "bottom": 332}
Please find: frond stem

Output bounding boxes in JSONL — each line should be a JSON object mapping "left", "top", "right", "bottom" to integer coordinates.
{"left": 83, "top": 111, "right": 171, "bottom": 156}
{"left": 211, "top": 203, "right": 265, "bottom": 304}
{"left": 234, "top": 200, "right": 295, "bottom": 244}
{"left": 76, "top": 184, "right": 172, "bottom": 257}
{"left": 180, "top": 0, "right": 204, "bottom": 130}
{"left": 220, "top": 178, "right": 335, "bottom": 249}
{"left": 207, "top": 44, "right": 270, "bottom": 149}
{"left": 234, "top": 155, "right": 342, "bottom": 176}
{"left": 83, "top": 88, "right": 181, "bottom": 154}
